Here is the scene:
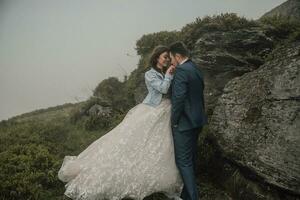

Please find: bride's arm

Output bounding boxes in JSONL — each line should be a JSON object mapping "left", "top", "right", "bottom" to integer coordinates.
{"left": 145, "top": 71, "right": 173, "bottom": 94}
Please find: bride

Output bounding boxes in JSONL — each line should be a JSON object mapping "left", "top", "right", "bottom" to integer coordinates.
{"left": 58, "top": 45, "right": 184, "bottom": 200}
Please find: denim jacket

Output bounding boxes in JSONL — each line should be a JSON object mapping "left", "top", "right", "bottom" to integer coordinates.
{"left": 142, "top": 67, "right": 173, "bottom": 107}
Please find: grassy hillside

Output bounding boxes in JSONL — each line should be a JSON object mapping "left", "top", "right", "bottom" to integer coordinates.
{"left": 0, "top": 13, "right": 299, "bottom": 200}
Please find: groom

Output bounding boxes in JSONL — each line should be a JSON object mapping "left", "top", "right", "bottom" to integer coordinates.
{"left": 169, "top": 41, "right": 207, "bottom": 200}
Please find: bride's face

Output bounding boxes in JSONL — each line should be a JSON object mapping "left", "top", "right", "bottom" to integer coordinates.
{"left": 157, "top": 51, "right": 170, "bottom": 69}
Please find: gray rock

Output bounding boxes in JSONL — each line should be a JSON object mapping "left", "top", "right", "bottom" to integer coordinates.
{"left": 192, "top": 28, "right": 274, "bottom": 116}
{"left": 210, "top": 42, "right": 300, "bottom": 194}
{"left": 260, "top": 0, "right": 300, "bottom": 21}
{"left": 88, "top": 104, "right": 112, "bottom": 117}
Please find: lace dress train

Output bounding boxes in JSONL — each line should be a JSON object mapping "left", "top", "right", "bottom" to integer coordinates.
{"left": 58, "top": 98, "right": 183, "bottom": 200}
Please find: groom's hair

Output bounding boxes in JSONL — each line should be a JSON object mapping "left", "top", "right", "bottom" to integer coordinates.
{"left": 169, "top": 41, "right": 190, "bottom": 57}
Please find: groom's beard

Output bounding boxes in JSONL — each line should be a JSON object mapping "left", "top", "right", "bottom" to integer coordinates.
{"left": 174, "top": 59, "right": 180, "bottom": 66}
{"left": 171, "top": 62, "right": 178, "bottom": 67}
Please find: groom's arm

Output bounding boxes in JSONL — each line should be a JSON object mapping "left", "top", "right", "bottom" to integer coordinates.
{"left": 171, "top": 67, "right": 188, "bottom": 126}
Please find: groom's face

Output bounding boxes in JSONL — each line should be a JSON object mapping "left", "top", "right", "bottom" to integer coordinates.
{"left": 169, "top": 52, "right": 179, "bottom": 67}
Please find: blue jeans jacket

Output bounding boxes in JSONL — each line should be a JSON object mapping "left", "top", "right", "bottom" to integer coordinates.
{"left": 142, "top": 68, "right": 173, "bottom": 107}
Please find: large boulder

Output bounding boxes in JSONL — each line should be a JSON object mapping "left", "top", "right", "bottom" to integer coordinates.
{"left": 88, "top": 104, "right": 112, "bottom": 117}
{"left": 192, "top": 27, "right": 274, "bottom": 117}
{"left": 260, "top": 0, "right": 300, "bottom": 21}
{"left": 210, "top": 42, "right": 300, "bottom": 195}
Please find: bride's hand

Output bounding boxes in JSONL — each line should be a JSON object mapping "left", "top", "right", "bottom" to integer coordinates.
{"left": 166, "top": 65, "right": 176, "bottom": 75}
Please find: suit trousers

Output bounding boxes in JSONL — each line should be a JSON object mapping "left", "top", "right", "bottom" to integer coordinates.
{"left": 172, "top": 126, "right": 202, "bottom": 200}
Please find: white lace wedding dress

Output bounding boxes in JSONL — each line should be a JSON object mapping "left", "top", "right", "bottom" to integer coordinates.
{"left": 58, "top": 98, "right": 183, "bottom": 200}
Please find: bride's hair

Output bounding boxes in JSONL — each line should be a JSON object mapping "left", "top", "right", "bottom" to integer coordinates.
{"left": 149, "top": 45, "right": 169, "bottom": 74}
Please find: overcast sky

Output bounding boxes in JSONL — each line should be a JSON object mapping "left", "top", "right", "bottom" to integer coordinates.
{"left": 0, "top": 0, "right": 285, "bottom": 121}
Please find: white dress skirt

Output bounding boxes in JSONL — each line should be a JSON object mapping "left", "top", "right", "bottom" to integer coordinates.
{"left": 58, "top": 98, "right": 183, "bottom": 200}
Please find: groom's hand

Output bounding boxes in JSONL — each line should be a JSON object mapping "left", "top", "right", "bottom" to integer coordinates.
{"left": 166, "top": 65, "right": 176, "bottom": 75}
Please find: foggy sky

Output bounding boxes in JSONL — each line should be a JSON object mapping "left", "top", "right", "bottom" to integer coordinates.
{"left": 0, "top": 0, "right": 285, "bottom": 121}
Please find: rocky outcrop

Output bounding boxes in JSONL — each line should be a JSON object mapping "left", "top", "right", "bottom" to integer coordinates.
{"left": 210, "top": 42, "right": 300, "bottom": 195}
{"left": 88, "top": 104, "right": 112, "bottom": 117}
{"left": 260, "top": 0, "right": 300, "bottom": 21}
{"left": 192, "top": 27, "right": 274, "bottom": 116}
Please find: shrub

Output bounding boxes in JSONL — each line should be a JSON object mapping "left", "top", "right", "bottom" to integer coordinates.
{"left": 135, "top": 31, "right": 182, "bottom": 56}
{"left": 260, "top": 15, "right": 300, "bottom": 40}
{"left": 181, "top": 13, "right": 258, "bottom": 50}
{"left": 0, "top": 144, "right": 63, "bottom": 200}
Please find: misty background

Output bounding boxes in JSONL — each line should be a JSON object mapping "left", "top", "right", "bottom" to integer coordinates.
{"left": 0, "top": 0, "right": 285, "bottom": 121}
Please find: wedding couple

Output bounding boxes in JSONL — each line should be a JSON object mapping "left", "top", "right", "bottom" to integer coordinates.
{"left": 58, "top": 41, "right": 207, "bottom": 200}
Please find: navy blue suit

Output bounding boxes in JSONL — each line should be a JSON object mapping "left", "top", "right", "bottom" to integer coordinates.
{"left": 171, "top": 59, "right": 207, "bottom": 200}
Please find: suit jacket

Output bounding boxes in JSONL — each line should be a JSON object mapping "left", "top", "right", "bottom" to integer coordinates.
{"left": 171, "top": 59, "right": 208, "bottom": 131}
{"left": 142, "top": 67, "right": 173, "bottom": 107}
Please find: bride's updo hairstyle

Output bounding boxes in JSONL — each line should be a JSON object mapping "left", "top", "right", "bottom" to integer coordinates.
{"left": 148, "top": 45, "right": 169, "bottom": 74}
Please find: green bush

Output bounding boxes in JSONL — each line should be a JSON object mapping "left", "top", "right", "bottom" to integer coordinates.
{"left": 260, "top": 15, "right": 300, "bottom": 40}
{"left": 181, "top": 13, "right": 258, "bottom": 50}
{"left": 93, "top": 77, "right": 135, "bottom": 113}
{"left": 0, "top": 144, "right": 64, "bottom": 200}
{"left": 135, "top": 31, "right": 182, "bottom": 56}
{"left": 0, "top": 115, "right": 106, "bottom": 199}
{"left": 84, "top": 114, "right": 111, "bottom": 131}
{"left": 289, "top": 29, "right": 300, "bottom": 41}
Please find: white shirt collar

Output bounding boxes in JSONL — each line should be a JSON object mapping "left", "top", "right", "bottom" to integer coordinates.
{"left": 179, "top": 57, "right": 189, "bottom": 65}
